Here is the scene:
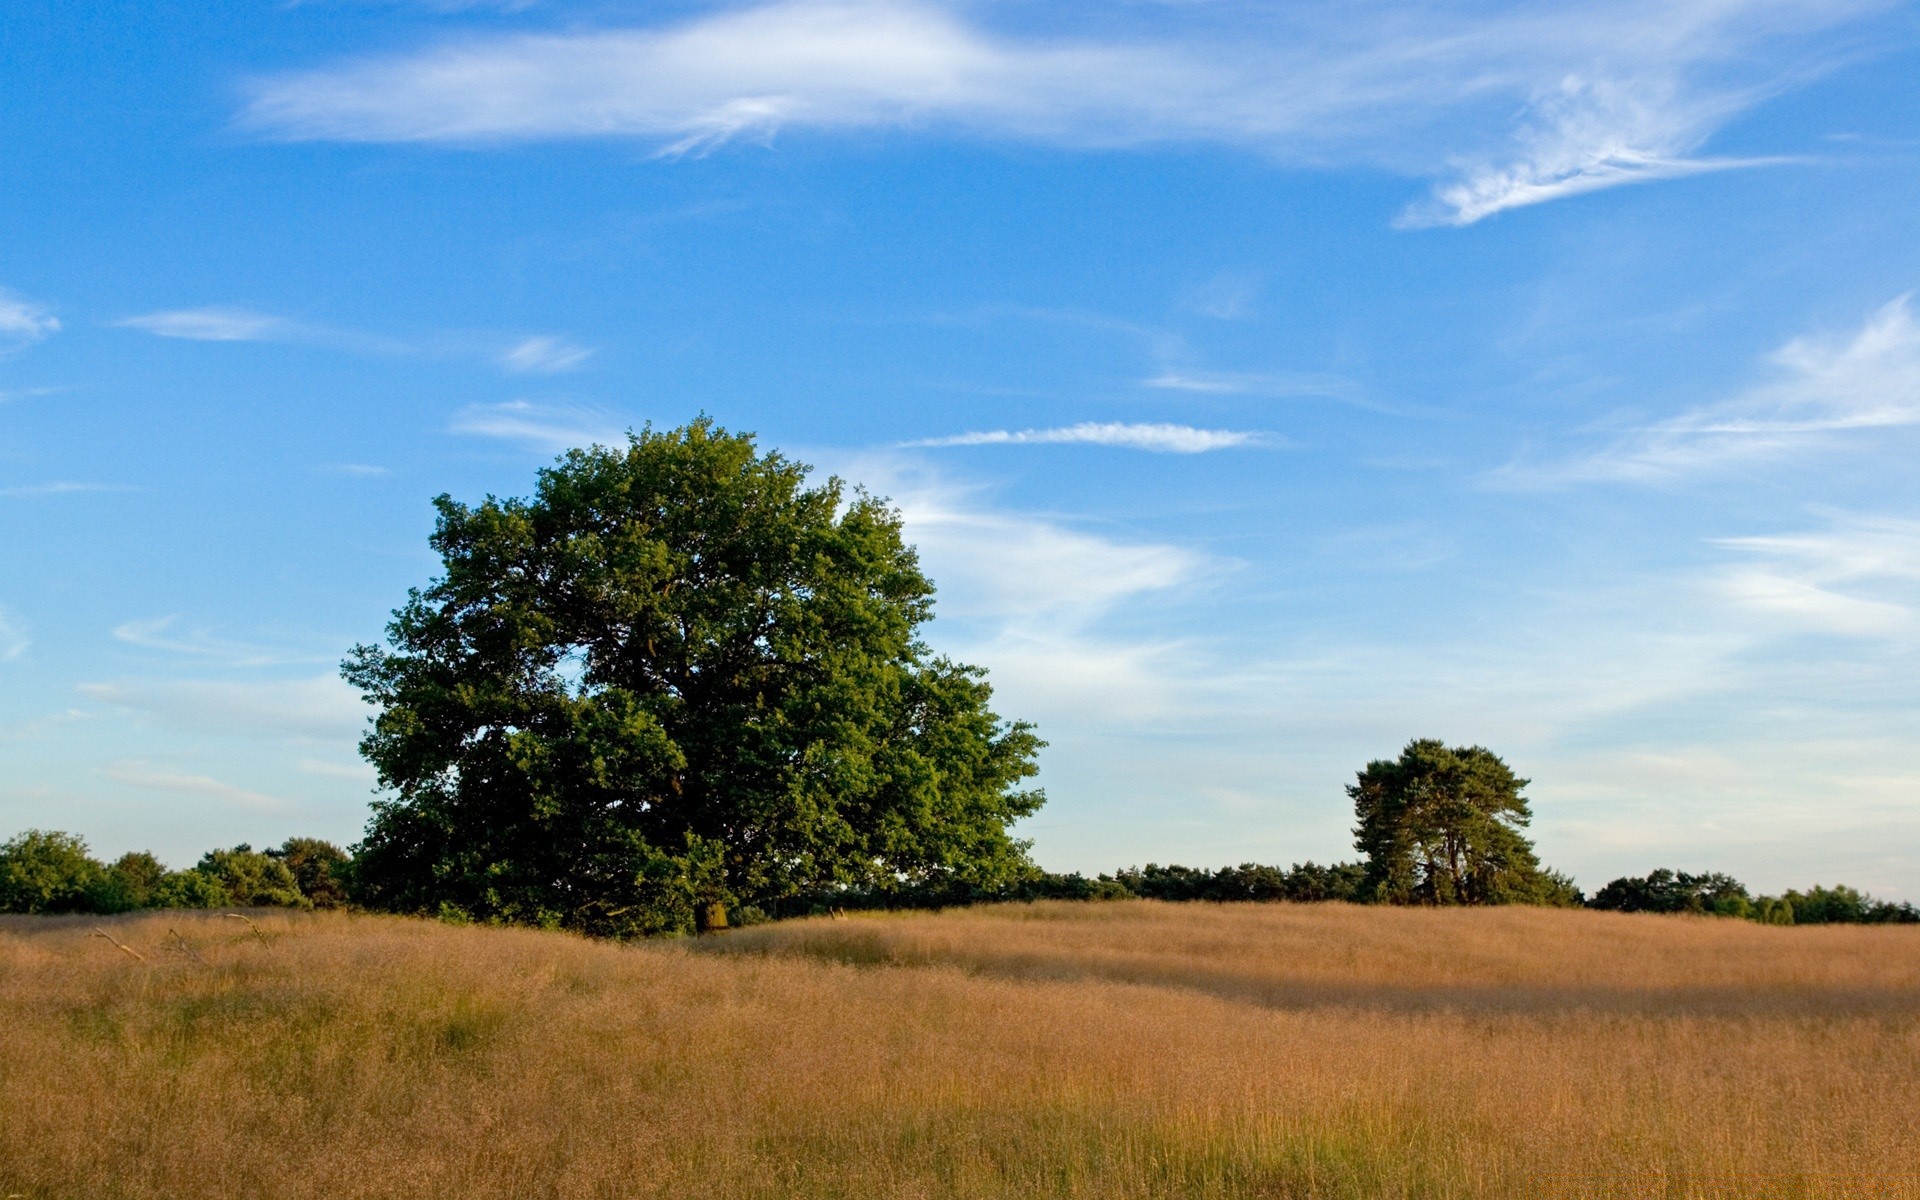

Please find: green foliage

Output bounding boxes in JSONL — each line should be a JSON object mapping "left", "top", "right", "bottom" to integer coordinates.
{"left": 1349, "top": 739, "right": 1569, "bottom": 905}
{"left": 344, "top": 419, "right": 1045, "bottom": 937}
{"left": 270, "top": 838, "right": 352, "bottom": 909}
{"left": 1588, "top": 869, "right": 1753, "bottom": 916}
{"left": 90, "top": 851, "right": 171, "bottom": 913}
{"left": 0, "top": 830, "right": 105, "bottom": 914}
{"left": 153, "top": 869, "right": 232, "bottom": 910}
{"left": 1111, "top": 861, "right": 1368, "bottom": 903}
{"left": 1588, "top": 871, "right": 1918, "bottom": 925}
{"left": 803, "top": 860, "right": 1366, "bottom": 912}
{"left": 1783, "top": 883, "right": 1919, "bottom": 925}
{"left": 195, "top": 845, "right": 308, "bottom": 909}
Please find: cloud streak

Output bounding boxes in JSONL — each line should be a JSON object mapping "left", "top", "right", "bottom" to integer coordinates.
{"left": 117, "top": 305, "right": 589, "bottom": 372}
{"left": 0, "top": 482, "right": 140, "bottom": 498}
{"left": 1495, "top": 296, "right": 1920, "bottom": 486}
{"left": 239, "top": 0, "right": 1887, "bottom": 223}
{"left": 0, "top": 287, "right": 60, "bottom": 351}
{"left": 451, "top": 398, "right": 630, "bottom": 451}
{"left": 111, "top": 615, "right": 330, "bottom": 668}
{"left": 79, "top": 675, "right": 367, "bottom": 742}
{"left": 0, "top": 607, "right": 27, "bottom": 660}
{"left": 117, "top": 307, "right": 295, "bottom": 342}
{"left": 499, "top": 334, "right": 593, "bottom": 373}
{"left": 1713, "top": 514, "right": 1920, "bottom": 640}
{"left": 908, "top": 422, "right": 1267, "bottom": 453}
{"left": 104, "top": 761, "right": 290, "bottom": 811}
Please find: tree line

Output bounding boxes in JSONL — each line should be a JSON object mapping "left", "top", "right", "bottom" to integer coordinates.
{"left": 0, "top": 830, "right": 349, "bottom": 916}
{"left": 4, "top": 423, "right": 1908, "bottom": 932}
{"left": 5, "top": 825, "right": 1910, "bottom": 927}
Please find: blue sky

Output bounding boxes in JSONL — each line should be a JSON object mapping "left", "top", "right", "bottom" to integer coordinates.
{"left": 4, "top": 0, "right": 1919, "bottom": 897}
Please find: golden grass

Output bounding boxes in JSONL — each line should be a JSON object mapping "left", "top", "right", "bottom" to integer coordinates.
{"left": 1, "top": 902, "right": 1916, "bottom": 1199}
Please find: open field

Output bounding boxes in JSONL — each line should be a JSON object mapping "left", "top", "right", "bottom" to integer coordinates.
{"left": 2, "top": 902, "right": 1917, "bottom": 1199}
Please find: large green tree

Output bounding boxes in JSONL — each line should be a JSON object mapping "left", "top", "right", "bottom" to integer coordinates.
{"left": 343, "top": 420, "right": 1044, "bottom": 936}
{"left": 1349, "top": 739, "right": 1576, "bottom": 906}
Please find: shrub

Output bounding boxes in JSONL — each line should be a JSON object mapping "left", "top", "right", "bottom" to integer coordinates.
{"left": 89, "top": 851, "right": 170, "bottom": 913}
{"left": 270, "top": 838, "right": 352, "bottom": 909}
{"left": 195, "top": 845, "right": 307, "bottom": 908}
{"left": 153, "top": 869, "right": 233, "bottom": 909}
{"left": 1785, "top": 884, "right": 1919, "bottom": 925}
{"left": 1589, "top": 870, "right": 1751, "bottom": 916}
{"left": 0, "top": 830, "right": 105, "bottom": 914}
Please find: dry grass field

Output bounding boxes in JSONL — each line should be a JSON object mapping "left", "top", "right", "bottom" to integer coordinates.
{"left": 1, "top": 901, "right": 1916, "bottom": 1199}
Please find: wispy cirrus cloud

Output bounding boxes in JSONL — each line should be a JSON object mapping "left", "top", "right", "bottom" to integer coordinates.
{"left": 0, "top": 386, "right": 64, "bottom": 405}
{"left": 79, "top": 675, "right": 366, "bottom": 742}
{"left": 0, "top": 482, "right": 140, "bottom": 498}
{"left": 826, "top": 453, "right": 1211, "bottom": 723}
{"left": 1712, "top": 514, "right": 1920, "bottom": 640}
{"left": 1494, "top": 295, "right": 1920, "bottom": 486}
{"left": 104, "top": 761, "right": 290, "bottom": 811}
{"left": 117, "top": 306, "right": 295, "bottom": 342}
{"left": 1395, "top": 77, "right": 1799, "bottom": 227}
{"left": 499, "top": 334, "right": 593, "bottom": 373}
{"left": 117, "top": 305, "right": 590, "bottom": 372}
{"left": 451, "top": 398, "right": 629, "bottom": 451}
{"left": 238, "top": 0, "right": 1890, "bottom": 224}
{"left": 0, "top": 607, "right": 28, "bottom": 660}
{"left": 111, "top": 615, "right": 331, "bottom": 668}
{"left": 908, "top": 422, "right": 1267, "bottom": 453}
{"left": 0, "top": 287, "right": 60, "bottom": 352}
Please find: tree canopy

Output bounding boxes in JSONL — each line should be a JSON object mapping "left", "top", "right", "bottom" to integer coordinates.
{"left": 1349, "top": 738, "right": 1576, "bottom": 906}
{"left": 343, "top": 419, "right": 1045, "bottom": 936}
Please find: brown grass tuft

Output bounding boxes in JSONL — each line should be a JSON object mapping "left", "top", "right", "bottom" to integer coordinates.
{"left": 2, "top": 901, "right": 1916, "bottom": 1198}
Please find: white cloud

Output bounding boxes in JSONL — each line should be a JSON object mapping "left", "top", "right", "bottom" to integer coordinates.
{"left": 1397, "top": 76, "right": 1793, "bottom": 227}
{"left": 239, "top": 0, "right": 1887, "bottom": 222}
{"left": 819, "top": 455, "right": 1217, "bottom": 724}
{"left": 500, "top": 334, "right": 594, "bottom": 373}
{"left": 1496, "top": 296, "right": 1920, "bottom": 486}
{"left": 1141, "top": 367, "right": 1370, "bottom": 408}
{"left": 908, "top": 422, "right": 1266, "bottom": 453}
{"left": 318, "top": 463, "right": 392, "bottom": 476}
{"left": 1182, "top": 270, "right": 1262, "bottom": 320}
{"left": 0, "top": 386, "right": 63, "bottom": 405}
{"left": 115, "top": 306, "right": 420, "bottom": 357}
{"left": 79, "top": 675, "right": 367, "bottom": 742}
{"left": 111, "top": 615, "right": 329, "bottom": 667}
{"left": 296, "top": 756, "right": 377, "bottom": 782}
{"left": 0, "top": 287, "right": 59, "bottom": 351}
{"left": 1712, "top": 515, "right": 1920, "bottom": 639}
{"left": 1717, "top": 569, "right": 1912, "bottom": 638}
{"left": 117, "top": 307, "right": 293, "bottom": 342}
{"left": 117, "top": 306, "right": 584, "bottom": 372}
{"left": 0, "top": 607, "right": 28, "bottom": 660}
{"left": 0, "top": 482, "right": 137, "bottom": 498}
{"left": 104, "top": 761, "right": 290, "bottom": 811}
{"left": 899, "top": 488, "right": 1201, "bottom": 625}
{"left": 450, "top": 398, "right": 630, "bottom": 451}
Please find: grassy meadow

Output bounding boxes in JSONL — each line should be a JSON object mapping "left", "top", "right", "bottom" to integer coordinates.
{"left": 2, "top": 901, "right": 1916, "bottom": 1199}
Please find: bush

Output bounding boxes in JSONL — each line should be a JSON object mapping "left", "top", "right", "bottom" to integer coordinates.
{"left": 1784, "top": 884, "right": 1919, "bottom": 925}
{"left": 0, "top": 830, "right": 105, "bottom": 914}
{"left": 89, "top": 851, "right": 170, "bottom": 913}
{"left": 270, "top": 838, "right": 351, "bottom": 909}
{"left": 1589, "top": 870, "right": 1751, "bottom": 916}
{"left": 1111, "top": 861, "right": 1368, "bottom": 904}
{"left": 153, "top": 869, "right": 233, "bottom": 909}
{"left": 195, "top": 845, "right": 307, "bottom": 909}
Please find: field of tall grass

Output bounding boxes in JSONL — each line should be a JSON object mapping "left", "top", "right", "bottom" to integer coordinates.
{"left": 2, "top": 901, "right": 1915, "bottom": 1199}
